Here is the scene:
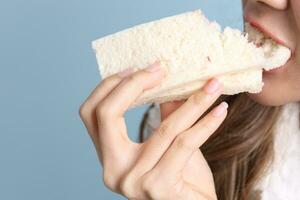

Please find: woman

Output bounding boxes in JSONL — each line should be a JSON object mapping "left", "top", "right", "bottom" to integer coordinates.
{"left": 79, "top": 0, "right": 300, "bottom": 199}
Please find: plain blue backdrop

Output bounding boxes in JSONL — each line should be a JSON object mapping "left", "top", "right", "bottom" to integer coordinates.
{"left": 0, "top": 0, "right": 243, "bottom": 199}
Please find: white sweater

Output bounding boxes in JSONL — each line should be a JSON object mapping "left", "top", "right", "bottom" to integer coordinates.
{"left": 142, "top": 102, "right": 300, "bottom": 200}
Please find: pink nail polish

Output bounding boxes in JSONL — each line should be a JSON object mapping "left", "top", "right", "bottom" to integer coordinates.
{"left": 118, "top": 67, "right": 133, "bottom": 77}
{"left": 212, "top": 102, "right": 228, "bottom": 117}
{"left": 204, "top": 78, "right": 220, "bottom": 94}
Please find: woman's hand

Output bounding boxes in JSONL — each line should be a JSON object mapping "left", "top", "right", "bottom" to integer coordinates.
{"left": 79, "top": 62, "right": 227, "bottom": 200}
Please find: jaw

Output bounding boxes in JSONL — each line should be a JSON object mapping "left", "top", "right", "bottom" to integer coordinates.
{"left": 248, "top": 61, "right": 300, "bottom": 106}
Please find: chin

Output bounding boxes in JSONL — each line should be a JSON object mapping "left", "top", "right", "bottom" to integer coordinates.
{"left": 248, "top": 90, "right": 283, "bottom": 107}
{"left": 247, "top": 71, "right": 284, "bottom": 106}
{"left": 247, "top": 65, "right": 299, "bottom": 106}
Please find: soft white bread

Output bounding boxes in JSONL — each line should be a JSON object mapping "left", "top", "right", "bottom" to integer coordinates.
{"left": 129, "top": 69, "right": 262, "bottom": 108}
{"left": 92, "top": 10, "right": 291, "bottom": 108}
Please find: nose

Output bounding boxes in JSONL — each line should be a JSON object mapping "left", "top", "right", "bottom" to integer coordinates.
{"left": 257, "top": 0, "right": 288, "bottom": 10}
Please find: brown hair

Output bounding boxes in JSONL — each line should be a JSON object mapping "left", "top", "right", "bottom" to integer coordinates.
{"left": 139, "top": 94, "right": 282, "bottom": 200}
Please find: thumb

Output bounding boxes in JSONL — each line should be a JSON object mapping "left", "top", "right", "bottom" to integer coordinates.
{"left": 159, "top": 100, "right": 185, "bottom": 120}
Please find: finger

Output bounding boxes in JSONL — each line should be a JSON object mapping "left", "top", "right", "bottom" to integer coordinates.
{"left": 96, "top": 62, "right": 165, "bottom": 155}
{"left": 80, "top": 68, "right": 134, "bottom": 135}
{"left": 160, "top": 100, "right": 185, "bottom": 120}
{"left": 133, "top": 78, "right": 222, "bottom": 174}
{"left": 154, "top": 102, "right": 228, "bottom": 177}
{"left": 97, "top": 62, "right": 165, "bottom": 119}
{"left": 79, "top": 68, "right": 134, "bottom": 162}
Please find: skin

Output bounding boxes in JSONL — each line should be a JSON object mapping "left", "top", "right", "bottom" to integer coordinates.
{"left": 79, "top": 0, "right": 300, "bottom": 199}
{"left": 243, "top": 0, "right": 300, "bottom": 106}
{"left": 80, "top": 63, "right": 226, "bottom": 200}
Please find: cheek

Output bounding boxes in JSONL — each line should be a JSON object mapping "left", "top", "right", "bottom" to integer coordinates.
{"left": 292, "top": 0, "right": 300, "bottom": 20}
{"left": 292, "top": 0, "right": 300, "bottom": 38}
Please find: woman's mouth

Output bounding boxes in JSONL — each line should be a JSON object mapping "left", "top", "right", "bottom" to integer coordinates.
{"left": 246, "top": 21, "right": 288, "bottom": 48}
{"left": 244, "top": 19, "right": 292, "bottom": 75}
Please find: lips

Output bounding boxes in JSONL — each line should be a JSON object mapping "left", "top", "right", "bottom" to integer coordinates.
{"left": 245, "top": 22, "right": 285, "bottom": 53}
{"left": 244, "top": 20, "right": 292, "bottom": 73}
{"left": 246, "top": 20, "right": 288, "bottom": 48}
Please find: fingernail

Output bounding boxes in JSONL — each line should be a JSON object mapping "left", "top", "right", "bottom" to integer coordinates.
{"left": 204, "top": 78, "right": 220, "bottom": 94}
{"left": 145, "top": 62, "right": 161, "bottom": 72}
{"left": 118, "top": 67, "right": 133, "bottom": 77}
{"left": 212, "top": 102, "right": 228, "bottom": 117}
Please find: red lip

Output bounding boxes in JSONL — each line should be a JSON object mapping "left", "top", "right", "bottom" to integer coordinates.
{"left": 244, "top": 16, "right": 290, "bottom": 50}
{"left": 244, "top": 16, "right": 294, "bottom": 75}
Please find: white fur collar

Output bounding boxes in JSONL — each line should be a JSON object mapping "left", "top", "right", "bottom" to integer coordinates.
{"left": 256, "top": 102, "right": 300, "bottom": 200}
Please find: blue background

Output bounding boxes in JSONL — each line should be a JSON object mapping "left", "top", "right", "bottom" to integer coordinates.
{"left": 0, "top": 0, "right": 243, "bottom": 199}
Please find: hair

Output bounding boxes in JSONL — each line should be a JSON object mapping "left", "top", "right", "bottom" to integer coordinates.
{"left": 138, "top": 94, "right": 283, "bottom": 200}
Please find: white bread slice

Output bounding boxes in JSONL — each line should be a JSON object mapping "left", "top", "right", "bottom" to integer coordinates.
{"left": 92, "top": 10, "right": 291, "bottom": 108}
{"left": 129, "top": 69, "right": 262, "bottom": 108}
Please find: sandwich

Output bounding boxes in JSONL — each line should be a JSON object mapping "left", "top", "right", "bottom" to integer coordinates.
{"left": 91, "top": 10, "right": 291, "bottom": 109}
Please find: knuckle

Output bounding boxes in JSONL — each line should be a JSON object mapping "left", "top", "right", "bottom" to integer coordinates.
{"left": 141, "top": 174, "right": 159, "bottom": 198}
{"left": 202, "top": 120, "right": 217, "bottom": 132}
{"left": 126, "top": 73, "right": 140, "bottom": 83}
{"left": 126, "top": 74, "right": 144, "bottom": 91}
{"left": 141, "top": 175, "right": 152, "bottom": 192}
{"left": 103, "top": 170, "right": 117, "bottom": 190}
{"left": 155, "top": 121, "right": 173, "bottom": 138}
{"left": 119, "top": 174, "right": 136, "bottom": 198}
{"left": 79, "top": 102, "right": 89, "bottom": 119}
{"left": 174, "top": 134, "right": 194, "bottom": 151}
{"left": 96, "top": 101, "right": 113, "bottom": 120}
{"left": 141, "top": 172, "right": 169, "bottom": 199}
{"left": 191, "top": 91, "right": 205, "bottom": 105}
